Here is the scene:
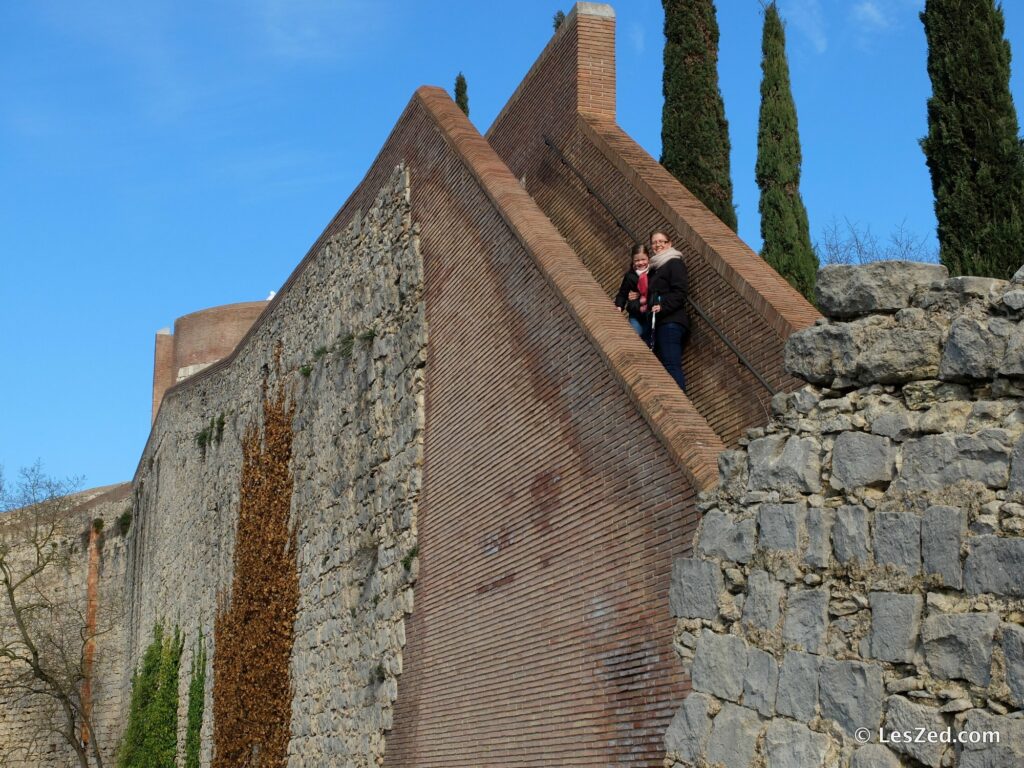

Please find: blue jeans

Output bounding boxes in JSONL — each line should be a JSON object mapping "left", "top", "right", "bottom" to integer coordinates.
{"left": 656, "top": 322, "right": 688, "bottom": 391}
{"left": 628, "top": 315, "right": 652, "bottom": 346}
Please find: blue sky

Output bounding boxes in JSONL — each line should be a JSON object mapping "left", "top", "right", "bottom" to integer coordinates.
{"left": 3, "top": 0, "right": 1023, "bottom": 488}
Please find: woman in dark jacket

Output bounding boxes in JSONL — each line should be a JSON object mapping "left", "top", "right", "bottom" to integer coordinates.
{"left": 649, "top": 231, "right": 689, "bottom": 391}
{"left": 614, "top": 243, "right": 652, "bottom": 344}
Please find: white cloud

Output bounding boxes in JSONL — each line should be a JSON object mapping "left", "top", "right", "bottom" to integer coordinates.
{"left": 851, "top": 1, "right": 893, "bottom": 32}
{"left": 780, "top": 0, "right": 828, "bottom": 54}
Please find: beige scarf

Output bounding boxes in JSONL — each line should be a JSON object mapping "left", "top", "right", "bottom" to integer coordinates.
{"left": 650, "top": 246, "right": 683, "bottom": 270}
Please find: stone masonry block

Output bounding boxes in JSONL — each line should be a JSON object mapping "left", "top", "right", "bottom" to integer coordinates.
{"left": 764, "top": 719, "right": 831, "bottom": 768}
{"left": 921, "top": 612, "right": 999, "bottom": 686}
{"left": 747, "top": 434, "right": 822, "bottom": 494}
{"left": 783, "top": 587, "right": 829, "bottom": 653}
{"left": 897, "top": 432, "right": 1011, "bottom": 491}
{"left": 742, "top": 569, "right": 784, "bottom": 630}
{"left": 742, "top": 646, "right": 778, "bottom": 717}
{"left": 884, "top": 695, "right": 948, "bottom": 768}
{"left": 691, "top": 629, "right": 747, "bottom": 703}
{"left": 922, "top": 505, "right": 966, "bottom": 589}
{"left": 831, "top": 431, "right": 896, "bottom": 490}
{"left": 776, "top": 650, "right": 819, "bottom": 721}
{"left": 819, "top": 658, "right": 885, "bottom": 738}
{"left": 669, "top": 557, "right": 723, "bottom": 621}
{"left": 758, "top": 503, "right": 802, "bottom": 551}
{"left": 663, "top": 692, "right": 714, "bottom": 764}
{"left": 803, "top": 507, "right": 833, "bottom": 568}
{"left": 816, "top": 261, "right": 947, "bottom": 317}
{"left": 833, "top": 504, "right": 870, "bottom": 565}
{"left": 869, "top": 592, "right": 922, "bottom": 664}
{"left": 939, "top": 316, "right": 1013, "bottom": 382}
{"left": 1004, "top": 623, "right": 1024, "bottom": 708}
{"left": 873, "top": 511, "right": 921, "bottom": 575}
{"left": 697, "top": 509, "right": 756, "bottom": 564}
{"left": 705, "top": 703, "right": 761, "bottom": 768}
{"left": 850, "top": 744, "right": 902, "bottom": 768}
{"left": 964, "top": 535, "right": 1024, "bottom": 597}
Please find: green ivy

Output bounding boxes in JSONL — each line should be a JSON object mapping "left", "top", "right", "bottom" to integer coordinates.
{"left": 118, "top": 624, "right": 183, "bottom": 768}
{"left": 184, "top": 635, "right": 207, "bottom": 768}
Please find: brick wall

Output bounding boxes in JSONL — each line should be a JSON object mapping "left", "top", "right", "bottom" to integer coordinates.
{"left": 487, "top": 4, "right": 819, "bottom": 449}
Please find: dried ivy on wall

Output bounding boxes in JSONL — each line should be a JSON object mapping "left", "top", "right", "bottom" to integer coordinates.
{"left": 212, "top": 366, "right": 298, "bottom": 768}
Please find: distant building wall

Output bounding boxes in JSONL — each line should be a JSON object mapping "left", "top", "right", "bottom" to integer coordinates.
{"left": 150, "top": 301, "right": 266, "bottom": 423}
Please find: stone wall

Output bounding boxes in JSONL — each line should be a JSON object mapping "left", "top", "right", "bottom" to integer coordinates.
{"left": 0, "top": 483, "right": 130, "bottom": 768}
{"left": 667, "top": 261, "right": 1024, "bottom": 767}
{"left": 126, "top": 166, "right": 424, "bottom": 767}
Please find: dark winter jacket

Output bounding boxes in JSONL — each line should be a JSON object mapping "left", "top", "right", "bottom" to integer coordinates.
{"left": 649, "top": 254, "right": 690, "bottom": 329}
{"left": 614, "top": 269, "right": 649, "bottom": 319}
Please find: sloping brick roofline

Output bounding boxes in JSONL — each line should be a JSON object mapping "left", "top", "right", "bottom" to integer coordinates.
{"left": 139, "top": 84, "right": 724, "bottom": 491}
{"left": 414, "top": 85, "right": 724, "bottom": 490}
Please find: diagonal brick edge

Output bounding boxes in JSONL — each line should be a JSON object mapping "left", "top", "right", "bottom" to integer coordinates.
{"left": 579, "top": 113, "right": 821, "bottom": 340}
{"left": 415, "top": 85, "right": 723, "bottom": 491}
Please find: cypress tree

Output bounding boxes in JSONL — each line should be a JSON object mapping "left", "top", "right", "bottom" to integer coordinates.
{"left": 661, "top": 0, "right": 738, "bottom": 231}
{"left": 553, "top": 10, "right": 566, "bottom": 31}
{"left": 454, "top": 72, "right": 469, "bottom": 117}
{"left": 921, "top": 0, "right": 1024, "bottom": 278}
{"left": 756, "top": 2, "right": 817, "bottom": 300}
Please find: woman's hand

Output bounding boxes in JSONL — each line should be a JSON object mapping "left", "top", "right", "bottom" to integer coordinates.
{"left": 652, "top": 304, "right": 661, "bottom": 314}
{"left": 627, "top": 290, "right": 639, "bottom": 301}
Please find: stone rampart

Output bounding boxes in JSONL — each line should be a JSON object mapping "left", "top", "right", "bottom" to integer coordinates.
{"left": 667, "top": 261, "right": 1024, "bottom": 767}
{"left": 127, "top": 166, "right": 424, "bottom": 766}
{"left": 0, "top": 483, "right": 130, "bottom": 768}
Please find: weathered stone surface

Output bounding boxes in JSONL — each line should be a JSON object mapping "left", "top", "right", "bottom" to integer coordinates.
{"left": 747, "top": 434, "right": 822, "bottom": 494}
{"left": 664, "top": 692, "right": 714, "bottom": 764}
{"left": 921, "top": 612, "right": 999, "bottom": 685}
{"left": 868, "top": 404, "right": 918, "bottom": 440}
{"left": 958, "top": 708, "right": 1024, "bottom": 768}
{"left": 784, "top": 322, "right": 852, "bottom": 385}
{"left": 705, "top": 703, "right": 761, "bottom": 768}
{"left": 1002, "top": 623, "right": 1024, "bottom": 708}
{"left": 833, "top": 505, "right": 870, "bottom": 565}
{"left": 819, "top": 659, "right": 884, "bottom": 737}
{"left": 831, "top": 431, "right": 895, "bottom": 489}
{"left": 718, "top": 449, "right": 748, "bottom": 497}
{"left": 883, "top": 695, "right": 948, "bottom": 767}
{"left": 849, "top": 744, "right": 902, "bottom": 768}
{"left": 873, "top": 511, "right": 921, "bottom": 575}
{"left": 816, "top": 261, "right": 947, "bottom": 317}
{"left": 789, "top": 308, "right": 946, "bottom": 386}
{"left": 776, "top": 650, "right": 819, "bottom": 721}
{"left": 670, "top": 557, "right": 723, "bottom": 620}
{"left": 697, "top": 509, "right": 756, "bottom": 564}
{"left": 940, "top": 316, "right": 1014, "bottom": 381}
{"left": 1000, "top": 323, "right": 1024, "bottom": 377}
{"left": 869, "top": 592, "right": 922, "bottom": 664}
{"left": 758, "top": 503, "right": 801, "bottom": 551}
{"left": 1009, "top": 436, "right": 1024, "bottom": 492}
{"left": 964, "top": 536, "right": 1024, "bottom": 597}
{"left": 783, "top": 588, "right": 829, "bottom": 653}
{"left": 763, "top": 719, "right": 830, "bottom": 768}
{"left": 902, "top": 380, "right": 972, "bottom": 410}
{"left": 803, "top": 507, "right": 832, "bottom": 568}
{"left": 922, "top": 505, "right": 966, "bottom": 588}
{"left": 896, "top": 432, "right": 1011, "bottom": 490}
{"left": 742, "top": 646, "right": 777, "bottom": 717}
{"left": 691, "top": 630, "right": 747, "bottom": 703}
{"left": 742, "top": 569, "right": 783, "bottom": 630}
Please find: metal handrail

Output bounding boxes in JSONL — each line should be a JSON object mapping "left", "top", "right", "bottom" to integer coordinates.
{"left": 542, "top": 135, "right": 777, "bottom": 396}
